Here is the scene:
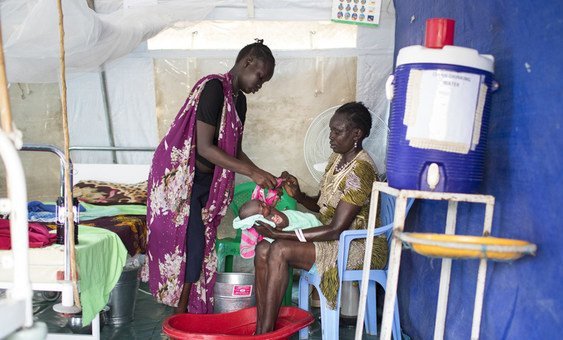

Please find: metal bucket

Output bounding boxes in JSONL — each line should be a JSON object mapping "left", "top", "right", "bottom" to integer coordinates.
{"left": 67, "top": 306, "right": 109, "bottom": 334}
{"left": 214, "top": 272, "right": 255, "bottom": 314}
{"left": 107, "top": 265, "right": 140, "bottom": 325}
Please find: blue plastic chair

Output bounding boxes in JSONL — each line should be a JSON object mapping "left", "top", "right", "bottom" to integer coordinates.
{"left": 298, "top": 192, "right": 414, "bottom": 339}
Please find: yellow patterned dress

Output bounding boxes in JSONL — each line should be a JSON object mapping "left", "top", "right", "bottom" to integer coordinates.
{"left": 314, "top": 150, "right": 388, "bottom": 309}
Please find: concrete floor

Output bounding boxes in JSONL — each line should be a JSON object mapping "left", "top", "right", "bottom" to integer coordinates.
{"left": 28, "top": 278, "right": 386, "bottom": 340}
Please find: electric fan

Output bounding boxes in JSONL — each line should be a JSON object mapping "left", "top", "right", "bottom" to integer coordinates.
{"left": 303, "top": 105, "right": 389, "bottom": 183}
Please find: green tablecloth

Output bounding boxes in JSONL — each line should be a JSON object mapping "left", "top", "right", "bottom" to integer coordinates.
{"left": 76, "top": 225, "right": 127, "bottom": 325}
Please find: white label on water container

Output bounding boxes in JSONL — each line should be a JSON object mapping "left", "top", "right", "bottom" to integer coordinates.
{"left": 232, "top": 284, "right": 253, "bottom": 297}
{"left": 404, "top": 69, "right": 485, "bottom": 154}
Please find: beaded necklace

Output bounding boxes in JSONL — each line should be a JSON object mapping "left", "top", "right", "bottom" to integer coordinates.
{"left": 334, "top": 160, "right": 351, "bottom": 173}
{"left": 317, "top": 150, "right": 365, "bottom": 212}
{"left": 334, "top": 149, "right": 361, "bottom": 173}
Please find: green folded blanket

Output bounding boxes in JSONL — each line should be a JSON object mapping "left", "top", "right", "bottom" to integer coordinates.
{"left": 79, "top": 202, "right": 146, "bottom": 221}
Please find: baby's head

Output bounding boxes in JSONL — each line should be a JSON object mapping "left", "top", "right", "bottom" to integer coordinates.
{"left": 238, "top": 199, "right": 271, "bottom": 219}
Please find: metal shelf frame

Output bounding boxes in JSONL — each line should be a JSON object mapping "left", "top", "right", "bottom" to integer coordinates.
{"left": 355, "top": 181, "right": 495, "bottom": 340}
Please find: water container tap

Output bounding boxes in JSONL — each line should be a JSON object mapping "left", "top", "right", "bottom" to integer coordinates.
{"left": 427, "top": 163, "right": 440, "bottom": 190}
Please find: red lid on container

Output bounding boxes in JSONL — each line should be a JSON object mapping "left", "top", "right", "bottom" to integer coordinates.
{"left": 425, "top": 18, "right": 455, "bottom": 48}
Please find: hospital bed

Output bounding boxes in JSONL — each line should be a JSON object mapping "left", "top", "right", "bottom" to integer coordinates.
{"left": 72, "top": 163, "right": 150, "bottom": 256}
{"left": 0, "top": 144, "right": 142, "bottom": 339}
{"left": 70, "top": 146, "right": 153, "bottom": 256}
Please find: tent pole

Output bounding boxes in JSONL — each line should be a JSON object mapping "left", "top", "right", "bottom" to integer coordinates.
{"left": 56, "top": 0, "right": 81, "bottom": 310}
{"left": 86, "top": 0, "right": 117, "bottom": 164}
{"left": 100, "top": 69, "right": 118, "bottom": 163}
{"left": 0, "top": 26, "right": 12, "bottom": 133}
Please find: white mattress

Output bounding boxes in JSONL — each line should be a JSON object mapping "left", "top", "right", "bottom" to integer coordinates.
{"left": 0, "top": 243, "right": 65, "bottom": 286}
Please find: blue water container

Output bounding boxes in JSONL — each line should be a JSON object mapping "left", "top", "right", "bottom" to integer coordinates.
{"left": 386, "top": 45, "right": 496, "bottom": 193}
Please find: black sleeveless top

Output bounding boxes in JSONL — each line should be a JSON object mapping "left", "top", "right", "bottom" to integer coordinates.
{"left": 196, "top": 79, "right": 247, "bottom": 169}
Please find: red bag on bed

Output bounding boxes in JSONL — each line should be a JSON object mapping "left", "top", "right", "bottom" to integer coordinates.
{"left": 0, "top": 219, "right": 57, "bottom": 250}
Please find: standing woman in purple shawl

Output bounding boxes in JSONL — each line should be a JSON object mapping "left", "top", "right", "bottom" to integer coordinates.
{"left": 144, "top": 40, "right": 277, "bottom": 314}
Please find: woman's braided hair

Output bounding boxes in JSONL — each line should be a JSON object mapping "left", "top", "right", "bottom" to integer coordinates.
{"left": 335, "top": 101, "right": 373, "bottom": 138}
{"left": 236, "top": 39, "right": 275, "bottom": 67}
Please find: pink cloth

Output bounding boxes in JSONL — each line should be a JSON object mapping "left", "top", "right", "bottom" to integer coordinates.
{"left": 240, "top": 228, "right": 262, "bottom": 259}
{"left": 250, "top": 178, "right": 284, "bottom": 206}
{"left": 0, "top": 219, "right": 56, "bottom": 250}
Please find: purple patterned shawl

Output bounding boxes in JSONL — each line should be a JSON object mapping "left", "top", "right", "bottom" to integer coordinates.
{"left": 143, "top": 73, "right": 242, "bottom": 313}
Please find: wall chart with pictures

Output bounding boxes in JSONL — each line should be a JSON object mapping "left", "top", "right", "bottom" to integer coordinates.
{"left": 331, "top": 0, "right": 382, "bottom": 26}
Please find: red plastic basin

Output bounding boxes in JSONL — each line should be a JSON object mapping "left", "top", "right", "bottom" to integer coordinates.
{"left": 163, "top": 306, "right": 314, "bottom": 340}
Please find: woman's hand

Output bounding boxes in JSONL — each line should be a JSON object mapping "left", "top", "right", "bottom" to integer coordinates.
{"left": 281, "top": 171, "right": 320, "bottom": 212}
{"left": 280, "top": 171, "right": 301, "bottom": 198}
{"left": 251, "top": 167, "right": 277, "bottom": 189}
{"left": 253, "top": 220, "right": 278, "bottom": 239}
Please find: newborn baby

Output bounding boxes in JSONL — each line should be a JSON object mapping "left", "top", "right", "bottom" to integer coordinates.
{"left": 233, "top": 199, "right": 321, "bottom": 258}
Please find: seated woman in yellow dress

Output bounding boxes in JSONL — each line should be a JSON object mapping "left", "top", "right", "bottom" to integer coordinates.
{"left": 252, "top": 101, "right": 388, "bottom": 334}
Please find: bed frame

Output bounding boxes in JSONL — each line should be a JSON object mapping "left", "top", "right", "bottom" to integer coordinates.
{"left": 0, "top": 144, "right": 102, "bottom": 339}
{"left": 0, "top": 132, "right": 41, "bottom": 337}
{"left": 0, "top": 145, "right": 76, "bottom": 295}
{"left": 0, "top": 143, "right": 153, "bottom": 339}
